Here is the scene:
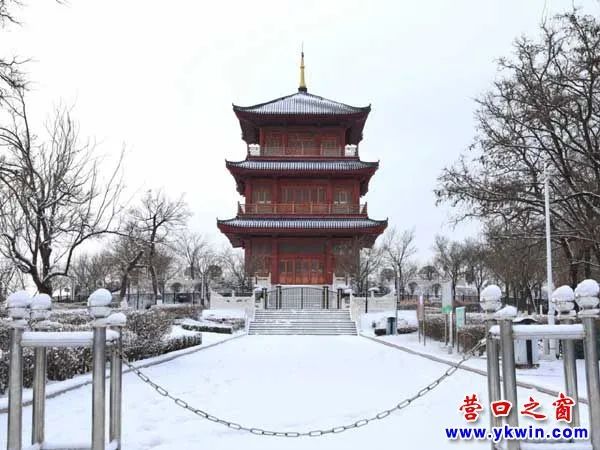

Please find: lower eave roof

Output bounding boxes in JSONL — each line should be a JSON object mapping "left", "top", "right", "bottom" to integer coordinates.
{"left": 217, "top": 217, "right": 387, "bottom": 231}
{"left": 226, "top": 159, "right": 378, "bottom": 172}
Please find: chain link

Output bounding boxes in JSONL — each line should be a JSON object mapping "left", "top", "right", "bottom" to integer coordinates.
{"left": 120, "top": 339, "right": 485, "bottom": 437}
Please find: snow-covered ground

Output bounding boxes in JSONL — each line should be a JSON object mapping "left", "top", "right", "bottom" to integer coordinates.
{"left": 0, "top": 335, "right": 589, "bottom": 449}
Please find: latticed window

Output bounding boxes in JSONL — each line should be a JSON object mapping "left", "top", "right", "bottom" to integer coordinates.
{"left": 264, "top": 131, "right": 283, "bottom": 156}
{"left": 251, "top": 241, "right": 271, "bottom": 275}
{"left": 320, "top": 136, "right": 340, "bottom": 156}
{"left": 252, "top": 187, "right": 272, "bottom": 204}
{"left": 287, "top": 132, "right": 317, "bottom": 156}
{"left": 281, "top": 186, "right": 326, "bottom": 203}
{"left": 333, "top": 189, "right": 350, "bottom": 204}
{"left": 279, "top": 241, "right": 325, "bottom": 254}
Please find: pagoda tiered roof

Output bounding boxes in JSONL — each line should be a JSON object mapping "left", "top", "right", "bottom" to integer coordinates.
{"left": 233, "top": 91, "right": 370, "bottom": 145}
{"left": 226, "top": 159, "right": 379, "bottom": 195}
{"left": 217, "top": 217, "right": 388, "bottom": 247}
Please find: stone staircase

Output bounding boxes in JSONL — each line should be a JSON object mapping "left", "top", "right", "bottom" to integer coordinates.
{"left": 248, "top": 310, "right": 357, "bottom": 336}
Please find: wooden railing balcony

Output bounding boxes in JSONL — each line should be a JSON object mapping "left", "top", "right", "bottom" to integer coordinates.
{"left": 238, "top": 202, "right": 368, "bottom": 216}
{"left": 247, "top": 144, "right": 359, "bottom": 158}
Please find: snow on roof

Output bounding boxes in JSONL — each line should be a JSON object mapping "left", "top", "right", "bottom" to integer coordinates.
{"left": 233, "top": 91, "right": 370, "bottom": 116}
{"left": 218, "top": 217, "right": 387, "bottom": 230}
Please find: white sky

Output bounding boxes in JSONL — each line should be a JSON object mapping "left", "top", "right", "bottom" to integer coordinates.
{"left": 3, "top": 0, "right": 599, "bottom": 263}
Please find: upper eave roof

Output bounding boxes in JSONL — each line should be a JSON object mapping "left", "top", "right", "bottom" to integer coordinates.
{"left": 233, "top": 91, "right": 371, "bottom": 145}
{"left": 233, "top": 91, "right": 370, "bottom": 116}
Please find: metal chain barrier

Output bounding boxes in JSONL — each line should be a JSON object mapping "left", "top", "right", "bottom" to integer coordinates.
{"left": 119, "top": 339, "right": 485, "bottom": 437}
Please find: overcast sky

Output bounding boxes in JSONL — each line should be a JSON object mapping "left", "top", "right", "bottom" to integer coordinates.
{"left": 3, "top": 0, "right": 599, "bottom": 263}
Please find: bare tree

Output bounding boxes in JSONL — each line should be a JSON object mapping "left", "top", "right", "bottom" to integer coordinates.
{"left": 419, "top": 264, "right": 439, "bottom": 281}
{"left": 462, "top": 239, "right": 490, "bottom": 297}
{"left": 0, "top": 256, "right": 19, "bottom": 300}
{"left": 0, "top": 0, "right": 21, "bottom": 26}
{"left": 220, "top": 248, "right": 253, "bottom": 291}
{"left": 381, "top": 227, "right": 418, "bottom": 293}
{"left": 174, "top": 230, "right": 211, "bottom": 281}
{"left": 333, "top": 237, "right": 384, "bottom": 294}
{"left": 433, "top": 236, "right": 465, "bottom": 300}
{"left": 110, "top": 221, "right": 145, "bottom": 300}
{"left": 484, "top": 223, "right": 546, "bottom": 311}
{"left": 436, "top": 12, "right": 600, "bottom": 283}
{"left": 0, "top": 84, "right": 124, "bottom": 295}
{"left": 129, "top": 189, "right": 189, "bottom": 299}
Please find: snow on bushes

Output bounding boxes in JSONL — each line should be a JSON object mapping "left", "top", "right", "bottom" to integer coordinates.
{"left": 126, "top": 309, "right": 172, "bottom": 342}
{"left": 180, "top": 318, "right": 233, "bottom": 334}
{"left": 200, "top": 309, "right": 245, "bottom": 331}
{"left": 0, "top": 304, "right": 206, "bottom": 395}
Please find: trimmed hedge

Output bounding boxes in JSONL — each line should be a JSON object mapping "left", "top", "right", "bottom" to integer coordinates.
{"left": 181, "top": 323, "right": 233, "bottom": 334}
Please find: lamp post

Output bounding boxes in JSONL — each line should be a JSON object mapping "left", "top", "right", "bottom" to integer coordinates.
{"left": 544, "top": 161, "right": 556, "bottom": 358}
{"left": 394, "top": 270, "right": 400, "bottom": 336}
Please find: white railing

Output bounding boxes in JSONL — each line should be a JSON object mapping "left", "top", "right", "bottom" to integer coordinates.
{"left": 247, "top": 144, "right": 358, "bottom": 158}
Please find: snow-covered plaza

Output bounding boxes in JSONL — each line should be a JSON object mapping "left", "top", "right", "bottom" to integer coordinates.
{"left": 0, "top": 333, "right": 588, "bottom": 449}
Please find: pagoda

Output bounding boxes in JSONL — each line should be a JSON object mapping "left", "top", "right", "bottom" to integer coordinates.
{"left": 217, "top": 53, "right": 387, "bottom": 286}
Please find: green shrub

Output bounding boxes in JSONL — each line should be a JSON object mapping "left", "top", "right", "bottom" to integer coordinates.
{"left": 126, "top": 309, "right": 172, "bottom": 341}
{"left": 151, "top": 304, "right": 203, "bottom": 322}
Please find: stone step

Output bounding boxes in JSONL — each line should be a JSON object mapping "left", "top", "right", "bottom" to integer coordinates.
{"left": 255, "top": 311, "right": 350, "bottom": 314}
{"left": 254, "top": 314, "right": 351, "bottom": 318}
{"left": 249, "top": 309, "right": 356, "bottom": 336}
{"left": 248, "top": 330, "right": 357, "bottom": 335}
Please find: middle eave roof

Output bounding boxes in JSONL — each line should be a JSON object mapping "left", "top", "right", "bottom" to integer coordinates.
{"left": 225, "top": 159, "right": 379, "bottom": 195}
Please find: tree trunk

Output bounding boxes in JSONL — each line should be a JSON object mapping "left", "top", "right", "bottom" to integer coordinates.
{"left": 584, "top": 246, "right": 592, "bottom": 279}
{"left": 560, "top": 239, "right": 579, "bottom": 288}
{"left": 149, "top": 265, "right": 158, "bottom": 299}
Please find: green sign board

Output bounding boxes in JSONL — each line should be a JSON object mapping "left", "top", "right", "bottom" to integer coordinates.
{"left": 455, "top": 306, "right": 466, "bottom": 329}
{"left": 441, "top": 305, "right": 453, "bottom": 314}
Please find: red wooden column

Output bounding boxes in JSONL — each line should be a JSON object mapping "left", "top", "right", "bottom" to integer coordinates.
{"left": 325, "top": 238, "right": 333, "bottom": 284}
{"left": 245, "top": 240, "right": 253, "bottom": 277}
{"left": 271, "top": 238, "right": 279, "bottom": 284}
{"left": 245, "top": 181, "right": 252, "bottom": 204}
{"left": 273, "top": 178, "right": 280, "bottom": 204}
{"left": 352, "top": 182, "right": 360, "bottom": 204}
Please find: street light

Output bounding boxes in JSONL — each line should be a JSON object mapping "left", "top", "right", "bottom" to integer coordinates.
{"left": 544, "top": 160, "right": 557, "bottom": 358}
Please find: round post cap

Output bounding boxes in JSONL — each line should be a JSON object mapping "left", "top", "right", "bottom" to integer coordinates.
{"left": 552, "top": 285, "right": 575, "bottom": 315}
{"left": 6, "top": 290, "right": 32, "bottom": 320}
{"left": 30, "top": 293, "right": 52, "bottom": 320}
{"left": 575, "top": 279, "right": 600, "bottom": 314}
{"left": 88, "top": 288, "right": 113, "bottom": 319}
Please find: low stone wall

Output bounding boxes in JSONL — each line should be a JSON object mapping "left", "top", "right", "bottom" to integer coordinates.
{"left": 350, "top": 295, "right": 398, "bottom": 323}
{"left": 209, "top": 291, "right": 256, "bottom": 318}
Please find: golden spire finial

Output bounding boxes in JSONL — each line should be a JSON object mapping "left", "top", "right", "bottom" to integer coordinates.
{"left": 298, "top": 44, "right": 307, "bottom": 92}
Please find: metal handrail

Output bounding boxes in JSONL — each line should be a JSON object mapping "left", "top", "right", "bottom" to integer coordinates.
{"left": 238, "top": 202, "right": 368, "bottom": 215}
